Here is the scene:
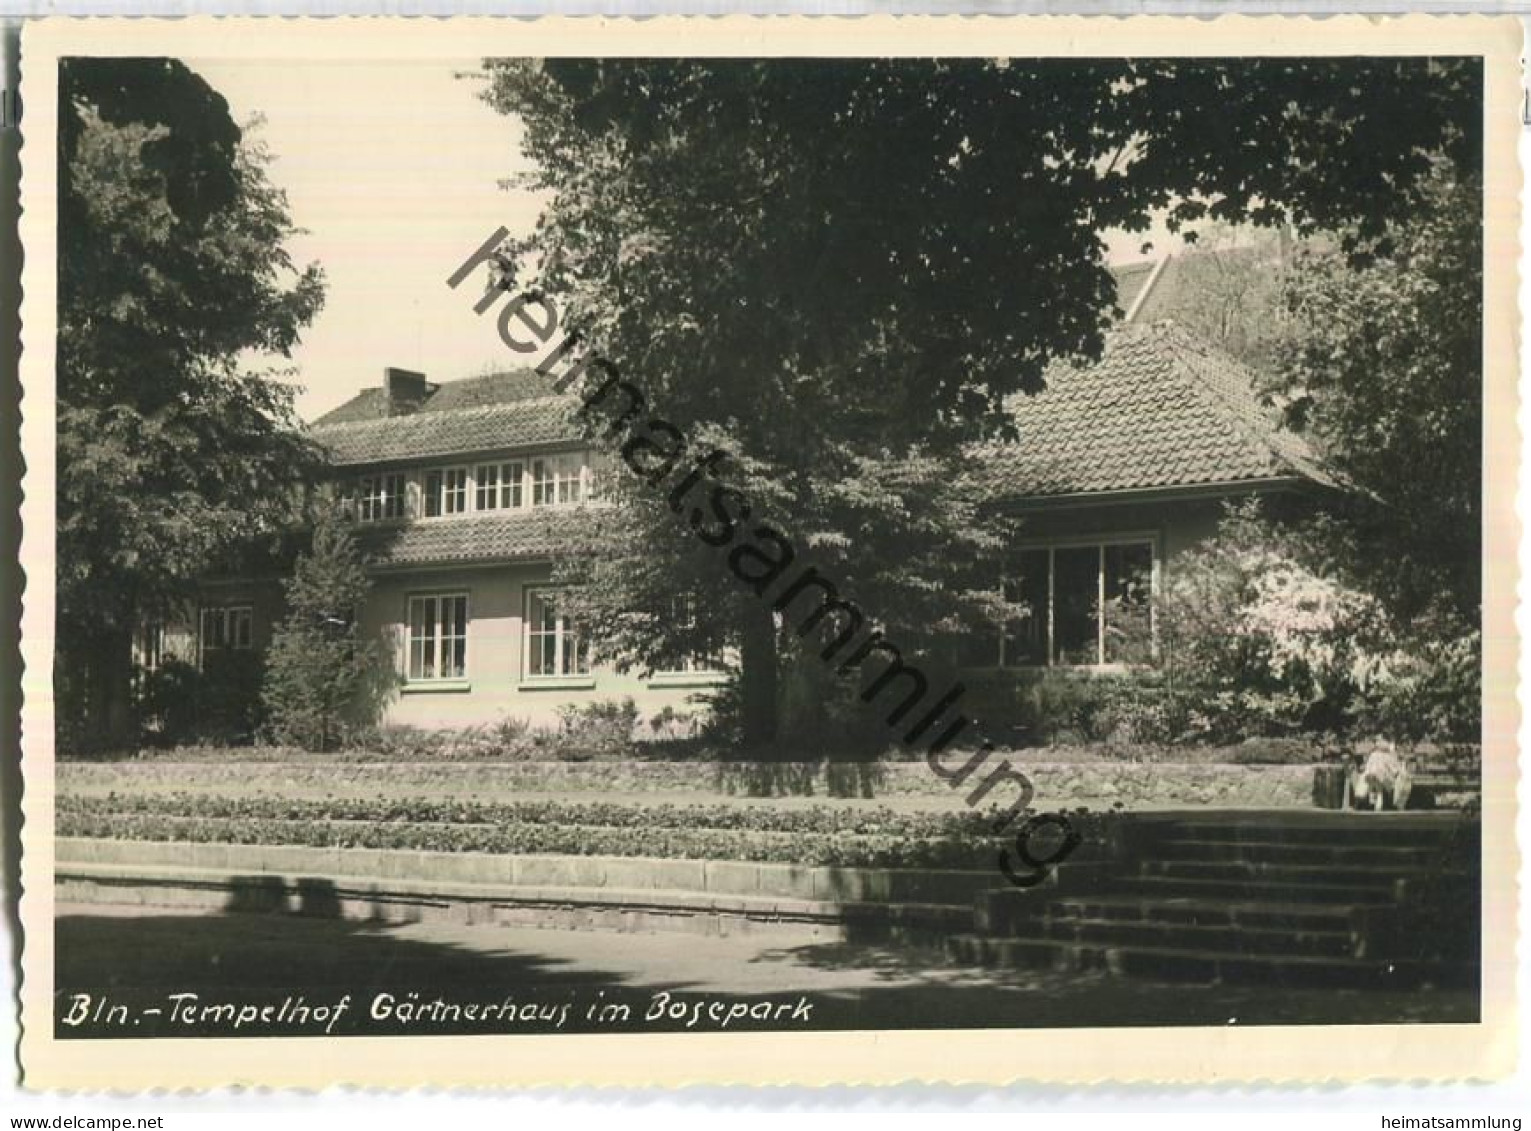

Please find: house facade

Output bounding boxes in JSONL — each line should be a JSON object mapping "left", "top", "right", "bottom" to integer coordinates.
{"left": 175, "top": 255, "right": 1341, "bottom": 732}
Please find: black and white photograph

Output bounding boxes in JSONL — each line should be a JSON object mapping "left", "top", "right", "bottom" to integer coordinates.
{"left": 14, "top": 14, "right": 1520, "bottom": 1089}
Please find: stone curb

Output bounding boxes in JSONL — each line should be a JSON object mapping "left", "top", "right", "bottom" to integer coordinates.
{"left": 56, "top": 838, "right": 1008, "bottom": 906}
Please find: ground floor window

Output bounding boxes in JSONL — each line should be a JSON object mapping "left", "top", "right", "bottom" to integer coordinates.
{"left": 654, "top": 597, "right": 727, "bottom": 677}
{"left": 524, "top": 587, "right": 591, "bottom": 678}
{"left": 199, "top": 605, "right": 253, "bottom": 657}
{"left": 407, "top": 592, "right": 468, "bottom": 681}
{"left": 960, "top": 539, "right": 1156, "bottom": 668}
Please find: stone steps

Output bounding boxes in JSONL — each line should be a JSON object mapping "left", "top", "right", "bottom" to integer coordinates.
{"left": 1128, "top": 874, "right": 1401, "bottom": 904}
{"left": 1032, "top": 915, "right": 1362, "bottom": 958}
{"left": 1137, "top": 858, "right": 1459, "bottom": 888}
{"left": 945, "top": 934, "right": 1444, "bottom": 988}
{"left": 1157, "top": 837, "right": 1442, "bottom": 868}
{"left": 962, "top": 811, "right": 1476, "bottom": 988}
{"left": 1046, "top": 893, "right": 1383, "bottom": 933}
{"left": 1164, "top": 818, "right": 1459, "bottom": 848}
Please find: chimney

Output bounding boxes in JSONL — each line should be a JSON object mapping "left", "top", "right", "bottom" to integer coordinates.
{"left": 384, "top": 368, "right": 429, "bottom": 416}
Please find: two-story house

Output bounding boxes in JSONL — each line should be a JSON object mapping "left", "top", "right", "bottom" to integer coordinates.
{"left": 293, "top": 366, "right": 730, "bottom": 730}
{"left": 162, "top": 253, "right": 1342, "bottom": 732}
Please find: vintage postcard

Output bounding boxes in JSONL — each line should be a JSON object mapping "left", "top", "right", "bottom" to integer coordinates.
{"left": 14, "top": 14, "right": 1522, "bottom": 1089}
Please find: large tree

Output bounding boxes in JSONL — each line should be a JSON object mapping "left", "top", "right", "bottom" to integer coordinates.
{"left": 57, "top": 59, "right": 325, "bottom": 750}
{"left": 483, "top": 57, "right": 1478, "bottom": 749}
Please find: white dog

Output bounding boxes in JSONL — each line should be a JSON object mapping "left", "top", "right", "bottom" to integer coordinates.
{"left": 1350, "top": 740, "right": 1413, "bottom": 812}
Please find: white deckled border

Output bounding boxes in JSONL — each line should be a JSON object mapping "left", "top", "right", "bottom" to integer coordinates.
{"left": 15, "top": 13, "right": 1523, "bottom": 1090}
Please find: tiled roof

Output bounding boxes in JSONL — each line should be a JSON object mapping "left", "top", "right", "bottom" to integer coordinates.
{"left": 979, "top": 321, "right": 1339, "bottom": 501}
{"left": 309, "top": 295, "right": 1334, "bottom": 542}
{"left": 314, "top": 387, "right": 392, "bottom": 425}
{"left": 1123, "top": 246, "right": 1270, "bottom": 326}
{"left": 1109, "top": 260, "right": 1159, "bottom": 320}
{"left": 312, "top": 369, "right": 557, "bottom": 426}
{"left": 310, "top": 396, "right": 582, "bottom": 467}
{"left": 356, "top": 510, "right": 563, "bottom": 568}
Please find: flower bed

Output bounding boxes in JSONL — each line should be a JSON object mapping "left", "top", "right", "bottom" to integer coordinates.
{"left": 57, "top": 811, "right": 1011, "bottom": 870}
{"left": 57, "top": 792, "right": 1002, "bottom": 837}
{"left": 59, "top": 757, "right": 1317, "bottom": 808}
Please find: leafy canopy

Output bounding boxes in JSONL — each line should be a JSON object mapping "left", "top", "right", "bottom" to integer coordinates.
{"left": 487, "top": 58, "right": 1477, "bottom": 444}
{"left": 482, "top": 58, "right": 1477, "bottom": 743}
{"left": 1270, "top": 169, "right": 1483, "bottom": 620}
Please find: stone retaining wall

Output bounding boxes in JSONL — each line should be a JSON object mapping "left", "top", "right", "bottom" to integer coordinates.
{"left": 56, "top": 838, "right": 1002, "bottom": 942}
{"left": 56, "top": 837, "right": 1005, "bottom": 905}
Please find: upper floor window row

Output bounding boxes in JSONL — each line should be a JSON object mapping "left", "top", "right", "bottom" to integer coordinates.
{"left": 350, "top": 453, "right": 595, "bottom": 523}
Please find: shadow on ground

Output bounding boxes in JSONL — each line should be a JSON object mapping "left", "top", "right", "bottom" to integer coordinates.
{"left": 746, "top": 940, "right": 1480, "bottom": 1029}
{"left": 57, "top": 908, "right": 630, "bottom": 992}
{"left": 54, "top": 906, "right": 1478, "bottom": 1037}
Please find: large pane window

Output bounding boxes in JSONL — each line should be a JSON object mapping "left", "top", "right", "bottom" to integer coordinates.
{"left": 524, "top": 588, "right": 590, "bottom": 678}
{"left": 133, "top": 622, "right": 165, "bottom": 673}
{"left": 198, "top": 605, "right": 253, "bottom": 672}
{"left": 657, "top": 597, "right": 725, "bottom": 675}
{"left": 1002, "top": 549, "right": 1051, "bottom": 667}
{"left": 955, "top": 541, "right": 1155, "bottom": 669}
{"left": 407, "top": 593, "right": 468, "bottom": 681}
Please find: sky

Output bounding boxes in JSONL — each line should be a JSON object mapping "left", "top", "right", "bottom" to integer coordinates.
{"left": 191, "top": 58, "right": 544, "bottom": 422}
{"left": 192, "top": 59, "right": 1184, "bottom": 424}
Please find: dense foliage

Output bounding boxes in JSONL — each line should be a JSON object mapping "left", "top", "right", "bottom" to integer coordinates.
{"left": 1271, "top": 170, "right": 1483, "bottom": 621}
{"left": 1148, "top": 170, "right": 1484, "bottom": 626}
{"left": 482, "top": 57, "right": 1478, "bottom": 748}
{"left": 137, "top": 653, "right": 267, "bottom": 747}
{"left": 57, "top": 58, "right": 325, "bottom": 750}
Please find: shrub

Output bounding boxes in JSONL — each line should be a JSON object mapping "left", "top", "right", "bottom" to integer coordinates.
{"left": 647, "top": 705, "right": 698, "bottom": 741}
{"left": 1355, "top": 609, "right": 1481, "bottom": 744}
{"left": 554, "top": 698, "right": 641, "bottom": 758}
{"left": 962, "top": 668, "right": 1178, "bottom": 747}
{"left": 343, "top": 718, "right": 545, "bottom": 760}
{"left": 262, "top": 515, "right": 394, "bottom": 751}
{"left": 1155, "top": 500, "right": 1396, "bottom": 743}
{"left": 56, "top": 809, "right": 1004, "bottom": 869}
{"left": 57, "top": 790, "right": 1005, "bottom": 836}
{"left": 56, "top": 789, "right": 1125, "bottom": 870}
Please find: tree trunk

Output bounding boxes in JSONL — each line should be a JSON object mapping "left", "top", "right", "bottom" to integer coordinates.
{"left": 77, "top": 625, "right": 136, "bottom": 752}
{"left": 738, "top": 602, "right": 779, "bottom": 753}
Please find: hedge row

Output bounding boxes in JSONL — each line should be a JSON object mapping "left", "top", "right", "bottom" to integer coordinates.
{"left": 55, "top": 811, "right": 1009, "bottom": 870}
{"left": 57, "top": 792, "right": 1015, "bottom": 838}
